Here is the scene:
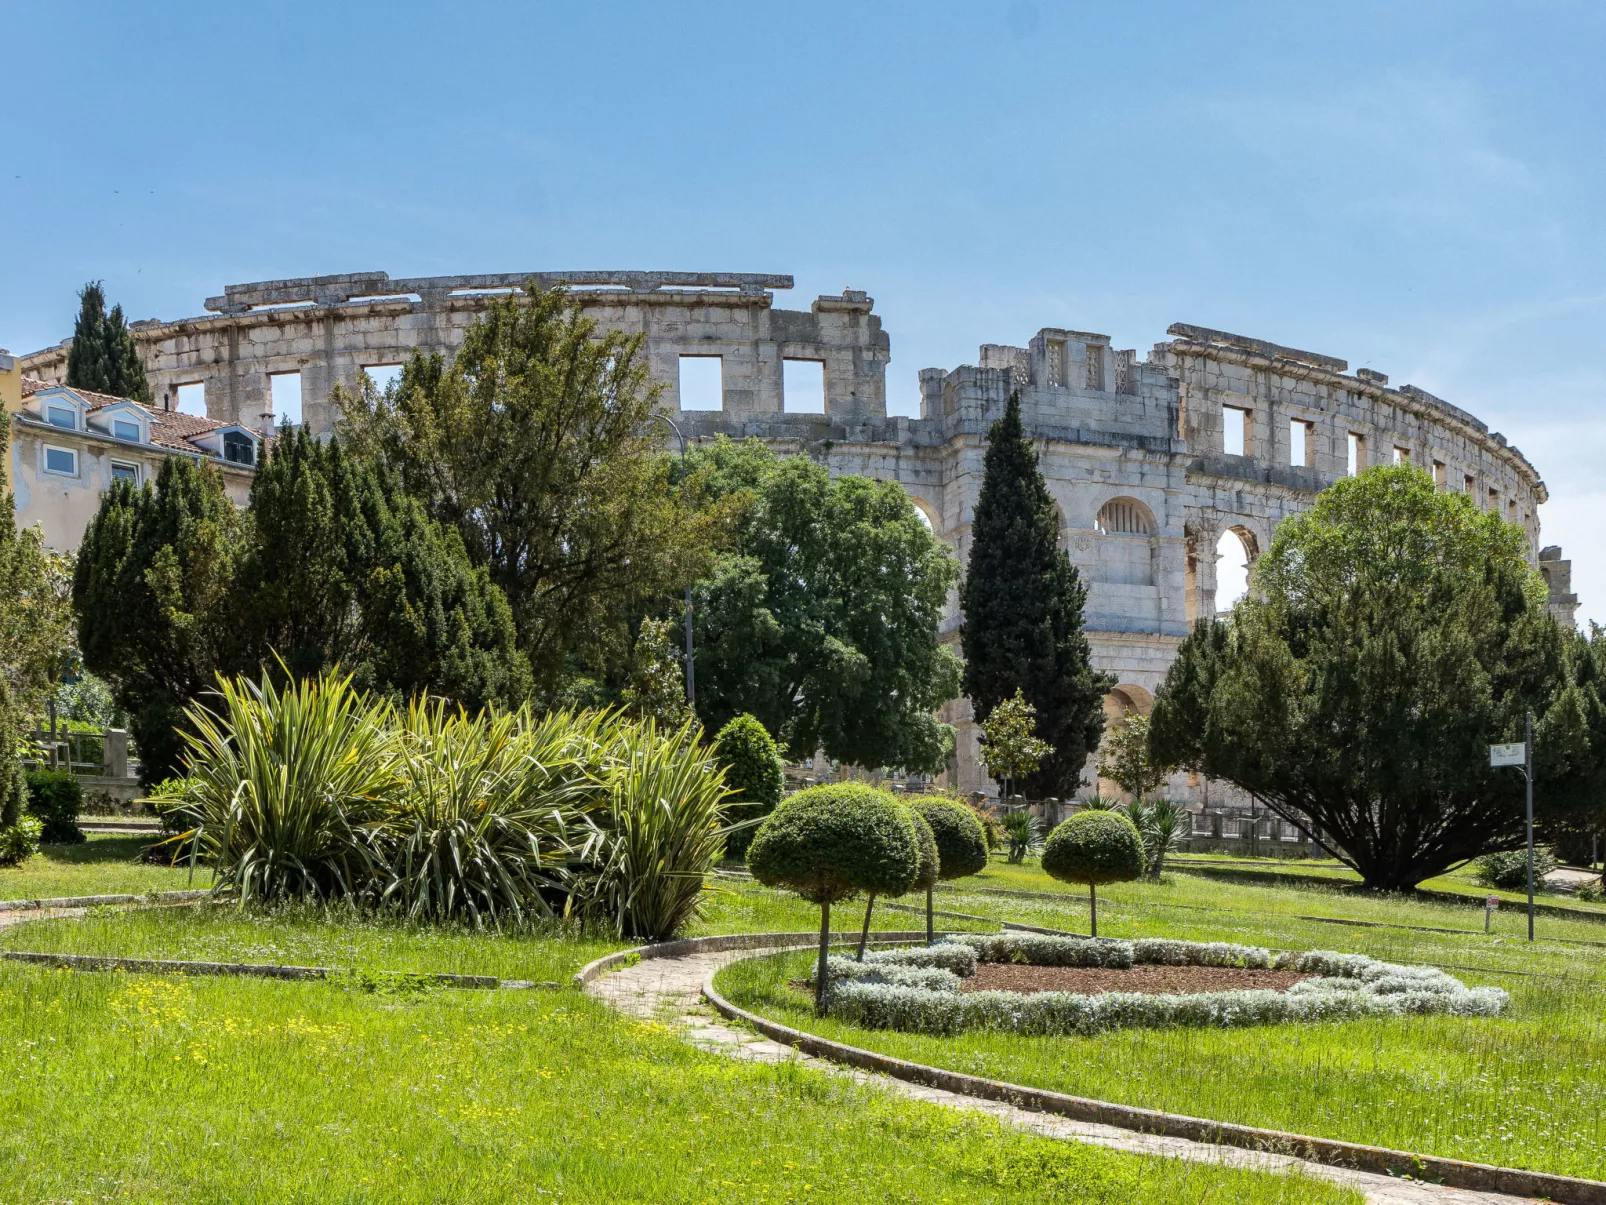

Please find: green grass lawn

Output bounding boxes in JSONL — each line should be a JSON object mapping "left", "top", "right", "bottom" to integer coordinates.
{"left": 717, "top": 861, "right": 1606, "bottom": 1181}
{"left": 0, "top": 834, "right": 213, "bottom": 901}
{"left": 0, "top": 900, "right": 1356, "bottom": 1204}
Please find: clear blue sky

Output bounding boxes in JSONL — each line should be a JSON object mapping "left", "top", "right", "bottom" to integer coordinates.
{"left": 4, "top": 1, "right": 1603, "bottom": 626}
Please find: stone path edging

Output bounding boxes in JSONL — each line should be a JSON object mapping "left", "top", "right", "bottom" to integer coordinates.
{"left": 583, "top": 932, "right": 1604, "bottom": 1205}
{"left": 0, "top": 949, "right": 554, "bottom": 990}
{"left": 0, "top": 889, "right": 210, "bottom": 913}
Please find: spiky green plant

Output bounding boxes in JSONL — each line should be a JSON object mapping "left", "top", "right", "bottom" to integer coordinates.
{"left": 167, "top": 670, "right": 396, "bottom": 903}
{"left": 574, "top": 716, "right": 732, "bottom": 940}
{"left": 1000, "top": 808, "right": 1041, "bottom": 864}
{"left": 369, "top": 699, "right": 598, "bottom": 926}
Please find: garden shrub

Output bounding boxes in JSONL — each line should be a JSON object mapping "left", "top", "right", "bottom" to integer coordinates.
{"left": 1474, "top": 846, "right": 1559, "bottom": 891}
{"left": 0, "top": 813, "right": 42, "bottom": 867}
{"left": 960, "top": 932, "right": 1133, "bottom": 968}
{"left": 909, "top": 794, "right": 989, "bottom": 941}
{"left": 1041, "top": 809, "right": 1145, "bottom": 935}
{"left": 748, "top": 783, "right": 922, "bottom": 1012}
{"left": 824, "top": 941, "right": 1509, "bottom": 1038}
{"left": 713, "top": 713, "right": 784, "bottom": 860}
{"left": 813, "top": 955, "right": 961, "bottom": 993}
{"left": 25, "top": 769, "right": 85, "bottom": 844}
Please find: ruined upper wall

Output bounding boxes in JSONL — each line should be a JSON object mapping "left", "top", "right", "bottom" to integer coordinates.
{"left": 19, "top": 271, "right": 891, "bottom": 433}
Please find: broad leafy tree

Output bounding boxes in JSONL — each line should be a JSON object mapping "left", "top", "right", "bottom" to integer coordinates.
{"left": 686, "top": 438, "right": 961, "bottom": 773}
{"left": 74, "top": 459, "right": 241, "bottom": 784}
{"left": 1099, "top": 713, "right": 1168, "bottom": 803}
{"left": 978, "top": 688, "right": 1052, "bottom": 803}
{"left": 1149, "top": 465, "right": 1584, "bottom": 891}
{"left": 336, "top": 284, "right": 730, "bottom": 694}
{"left": 961, "top": 394, "right": 1113, "bottom": 797}
{"left": 233, "top": 427, "right": 531, "bottom": 711}
{"left": 66, "top": 282, "right": 152, "bottom": 404}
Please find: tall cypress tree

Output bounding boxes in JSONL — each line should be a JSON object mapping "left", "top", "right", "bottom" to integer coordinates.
{"left": 960, "top": 393, "right": 1113, "bottom": 798}
{"left": 66, "top": 281, "right": 153, "bottom": 404}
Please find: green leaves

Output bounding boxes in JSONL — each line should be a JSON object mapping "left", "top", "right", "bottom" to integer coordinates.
{"left": 961, "top": 394, "right": 1113, "bottom": 796}
{"left": 65, "top": 281, "right": 152, "bottom": 405}
{"left": 1041, "top": 810, "right": 1146, "bottom": 888}
{"left": 1150, "top": 465, "right": 1577, "bottom": 890}
{"left": 747, "top": 783, "right": 924, "bottom": 905}
{"left": 689, "top": 438, "right": 960, "bottom": 773}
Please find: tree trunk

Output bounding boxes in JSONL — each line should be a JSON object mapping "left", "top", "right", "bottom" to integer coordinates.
{"left": 926, "top": 884, "right": 935, "bottom": 945}
{"left": 816, "top": 898, "right": 832, "bottom": 1015}
{"left": 856, "top": 892, "right": 876, "bottom": 961}
{"left": 1089, "top": 883, "right": 1098, "bottom": 937}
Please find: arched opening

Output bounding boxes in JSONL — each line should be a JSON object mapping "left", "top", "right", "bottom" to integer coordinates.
{"left": 1093, "top": 497, "right": 1156, "bottom": 586}
{"left": 910, "top": 499, "right": 937, "bottom": 535}
{"left": 1215, "top": 527, "right": 1257, "bottom": 613}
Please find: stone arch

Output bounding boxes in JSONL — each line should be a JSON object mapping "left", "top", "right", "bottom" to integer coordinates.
{"left": 1103, "top": 683, "right": 1154, "bottom": 720}
{"left": 1091, "top": 496, "right": 1158, "bottom": 587}
{"left": 1215, "top": 524, "right": 1261, "bottom": 613}
{"left": 908, "top": 496, "right": 941, "bottom": 538}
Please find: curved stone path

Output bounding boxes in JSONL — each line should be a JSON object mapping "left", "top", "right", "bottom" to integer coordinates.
{"left": 584, "top": 942, "right": 1541, "bottom": 1205}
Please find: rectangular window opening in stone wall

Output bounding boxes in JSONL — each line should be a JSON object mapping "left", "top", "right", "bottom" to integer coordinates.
{"left": 1288, "top": 417, "right": 1313, "bottom": 468}
{"left": 1464, "top": 473, "right": 1477, "bottom": 495}
{"left": 363, "top": 365, "right": 404, "bottom": 395}
{"left": 1223, "top": 406, "right": 1248, "bottom": 456}
{"left": 1347, "top": 432, "right": 1364, "bottom": 476}
{"left": 678, "top": 355, "right": 723, "bottom": 411}
{"left": 268, "top": 372, "right": 303, "bottom": 427}
{"left": 1433, "top": 460, "right": 1448, "bottom": 490}
{"left": 782, "top": 359, "right": 825, "bottom": 414}
{"left": 1488, "top": 487, "right": 1500, "bottom": 512}
{"left": 1393, "top": 445, "right": 1410, "bottom": 466}
{"left": 174, "top": 383, "right": 207, "bottom": 417}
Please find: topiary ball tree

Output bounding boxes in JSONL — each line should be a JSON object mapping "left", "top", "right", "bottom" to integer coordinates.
{"left": 747, "top": 783, "right": 922, "bottom": 1013}
{"left": 1041, "top": 809, "right": 1145, "bottom": 936}
{"left": 713, "top": 713, "right": 785, "bottom": 860}
{"left": 909, "top": 794, "right": 990, "bottom": 944}
{"left": 856, "top": 806, "right": 939, "bottom": 960}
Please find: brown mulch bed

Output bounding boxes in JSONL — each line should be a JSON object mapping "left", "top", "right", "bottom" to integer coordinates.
{"left": 961, "top": 963, "right": 1311, "bottom": 996}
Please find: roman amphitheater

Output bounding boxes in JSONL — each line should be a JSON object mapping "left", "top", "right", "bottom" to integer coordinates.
{"left": 19, "top": 270, "right": 1581, "bottom": 816}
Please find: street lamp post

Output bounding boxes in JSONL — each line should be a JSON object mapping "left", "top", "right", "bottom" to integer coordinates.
{"left": 650, "top": 411, "right": 695, "bottom": 709}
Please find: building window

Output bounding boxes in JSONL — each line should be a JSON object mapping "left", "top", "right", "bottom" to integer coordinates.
{"left": 1347, "top": 432, "right": 1365, "bottom": 476}
{"left": 44, "top": 446, "right": 77, "bottom": 476}
{"left": 1223, "top": 406, "right": 1250, "bottom": 456}
{"left": 113, "top": 418, "right": 141, "bottom": 442}
{"left": 1464, "top": 473, "right": 1476, "bottom": 495}
{"left": 1094, "top": 498, "right": 1154, "bottom": 536}
{"left": 1393, "top": 446, "right": 1410, "bottom": 465}
{"left": 1433, "top": 460, "right": 1447, "bottom": 490}
{"left": 110, "top": 461, "right": 139, "bottom": 484}
{"left": 46, "top": 405, "right": 76, "bottom": 430}
{"left": 222, "top": 431, "right": 256, "bottom": 466}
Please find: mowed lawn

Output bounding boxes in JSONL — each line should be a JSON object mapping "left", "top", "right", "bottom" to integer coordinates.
{"left": 0, "top": 877, "right": 1356, "bottom": 1204}
{"left": 717, "top": 858, "right": 1606, "bottom": 1181}
{"left": 0, "top": 834, "right": 212, "bottom": 901}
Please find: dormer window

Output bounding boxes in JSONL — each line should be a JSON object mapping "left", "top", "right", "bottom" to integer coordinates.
{"left": 113, "top": 418, "right": 141, "bottom": 442}
{"left": 222, "top": 431, "right": 256, "bottom": 466}
{"left": 46, "top": 404, "right": 76, "bottom": 430}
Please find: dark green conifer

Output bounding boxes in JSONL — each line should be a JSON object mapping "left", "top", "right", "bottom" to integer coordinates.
{"left": 65, "top": 282, "right": 153, "bottom": 404}
{"left": 959, "top": 393, "right": 1113, "bottom": 798}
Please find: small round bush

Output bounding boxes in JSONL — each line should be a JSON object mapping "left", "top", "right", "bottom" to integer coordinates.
{"left": 713, "top": 713, "right": 785, "bottom": 859}
{"left": 25, "top": 769, "right": 85, "bottom": 844}
{"left": 907, "top": 807, "right": 940, "bottom": 891}
{"left": 748, "top": 783, "right": 922, "bottom": 905}
{"left": 1041, "top": 809, "right": 1146, "bottom": 936}
{"left": 1474, "top": 846, "right": 1558, "bottom": 891}
{"left": 908, "top": 795, "right": 989, "bottom": 882}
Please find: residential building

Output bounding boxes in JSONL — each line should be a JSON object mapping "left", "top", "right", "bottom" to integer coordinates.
{"left": 8, "top": 378, "right": 264, "bottom": 551}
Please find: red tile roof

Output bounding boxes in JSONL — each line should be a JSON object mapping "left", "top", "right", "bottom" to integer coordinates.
{"left": 18, "top": 380, "right": 267, "bottom": 463}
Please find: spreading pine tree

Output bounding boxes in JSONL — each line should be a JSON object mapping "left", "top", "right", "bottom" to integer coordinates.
{"left": 66, "top": 281, "right": 153, "bottom": 404}
{"left": 960, "top": 393, "right": 1113, "bottom": 798}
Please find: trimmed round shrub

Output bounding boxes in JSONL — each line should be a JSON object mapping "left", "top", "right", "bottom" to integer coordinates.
{"left": 748, "top": 783, "right": 923, "bottom": 1014}
{"left": 907, "top": 808, "right": 940, "bottom": 891}
{"left": 748, "top": 783, "right": 922, "bottom": 905}
{"left": 1041, "top": 809, "right": 1146, "bottom": 936}
{"left": 25, "top": 769, "right": 85, "bottom": 844}
{"left": 714, "top": 713, "right": 785, "bottom": 860}
{"left": 908, "top": 795, "right": 989, "bottom": 882}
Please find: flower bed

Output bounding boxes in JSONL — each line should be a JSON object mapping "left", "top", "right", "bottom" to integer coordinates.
{"left": 815, "top": 934, "right": 1508, "bottom": 1037}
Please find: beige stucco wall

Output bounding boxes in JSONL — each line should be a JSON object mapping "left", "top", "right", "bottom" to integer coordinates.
{"left": 9, "top": 418, "right": 253, "bottom": 552}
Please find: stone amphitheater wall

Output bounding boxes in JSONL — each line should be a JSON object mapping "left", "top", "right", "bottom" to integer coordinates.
{"left": 18, "top": 272, "right": 1576, "bottom": 798}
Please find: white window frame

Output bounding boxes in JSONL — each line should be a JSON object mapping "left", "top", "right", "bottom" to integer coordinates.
{"left": 109, "top": 460, "right": 141, "bottom": 485}
{"left": 43, "top": 445, "right": 79, "bottom": 477}
{"left": 112, "top": 417, "right": 142, "bottom": 443}
{"left": 45, "top": 404, "right": 77, "bottom": 431}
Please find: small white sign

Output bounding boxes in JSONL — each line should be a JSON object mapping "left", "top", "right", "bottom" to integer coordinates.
{"left": 1489, "top": 743, "right": 1526, "bottom": 768}
{"left": 1486, "top": 895, "right": 1499, "bottom": 910}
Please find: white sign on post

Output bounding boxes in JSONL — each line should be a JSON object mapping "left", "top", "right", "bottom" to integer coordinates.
{"left": 1489, "top": 743, "right": 1526, "bottom": 768}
